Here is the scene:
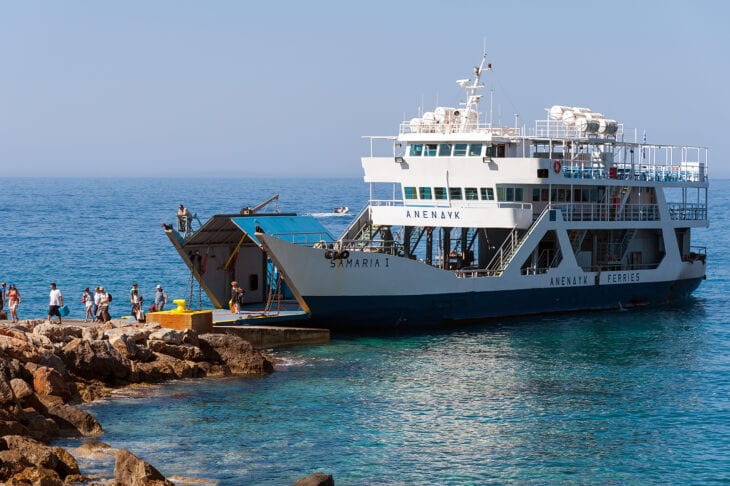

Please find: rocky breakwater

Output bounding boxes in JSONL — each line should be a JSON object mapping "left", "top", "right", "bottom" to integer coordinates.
{"left": 0, "top": 318, "right": 273, "bottom": 484}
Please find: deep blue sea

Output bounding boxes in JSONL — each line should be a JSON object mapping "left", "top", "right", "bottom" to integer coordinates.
{"left": 2, "top": 177, "right": 728, "bottom": 484}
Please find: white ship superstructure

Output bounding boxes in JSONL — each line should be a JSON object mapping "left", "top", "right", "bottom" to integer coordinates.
{"left": 258, "top": 53, "right": 708, "bottom": 328}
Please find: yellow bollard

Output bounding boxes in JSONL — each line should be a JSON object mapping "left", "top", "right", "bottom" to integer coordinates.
{"left": 172, "top": 299, "right": 186, "bottom": 313}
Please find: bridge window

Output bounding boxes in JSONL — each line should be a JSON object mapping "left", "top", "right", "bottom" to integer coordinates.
{"left": 404, "top": 187, "right": 417, "bottom": 199}
{"left": 449, "top": 187, "right": 463, "bottom": 200}
{"left": 486, "top": 144, "right": 506, "bottom": 157}
{"left": 498, "top": 186, "right": 523, "bottom": 202}
{"left": 468, "top": 144, "right": 483, "bottom": 156}
{"left": 434, "top": 187, "right": 448, "bottom": 200}
{"left": 438, "top": 144, "right": 452, "bottom": 156}
{"left": 424, "top": 144, "right": 437, "bottom": 156}
{"left": 453, "top": 144, "right": 467, "bottom": 156}
{"left": 409, "top": 144, "right": 423, "bottom": 156}
{"left": 480, "top": 187, "right": 495, "bottom": 200}
{"left": 551, "top": 188, "right": 568, "bottom": 202}
{"left": 465, "top": 187, "right": 478, "bottom": 200}
{"left": 419, "top": 187, "right": 433, "bottom": 199}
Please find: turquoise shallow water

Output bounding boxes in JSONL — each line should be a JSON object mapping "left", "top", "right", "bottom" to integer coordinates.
{"left": 2, "top": 177, "right": 727, "bottom": 484}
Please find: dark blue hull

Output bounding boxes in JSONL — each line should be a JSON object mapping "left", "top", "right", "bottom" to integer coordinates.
{"left": 302, "top": 277, "right": 704, "bottom": 330}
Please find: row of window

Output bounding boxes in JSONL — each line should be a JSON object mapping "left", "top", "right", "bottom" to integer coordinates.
{"left": 408, "top": 143, "right": 506, "bottom": 158}
{"left": 404, "top": 186, "right": 496, "bottom": 201}
{"left": 532, "top": 187, "right": 605, "bottom": 203}
{"left": 403, "top": 186, "right": 603, "bottom": 203}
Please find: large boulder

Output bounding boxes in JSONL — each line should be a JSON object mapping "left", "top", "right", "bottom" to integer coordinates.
{"left": 3, "top": 466, "right": 64, "bottom": 485}
{"left": 198, "top": 333, "right": 274, "bottom": 375}
{"left": 135, "top": 353, "right": 205, "bottom": 382}
{"left": 9, "top": 378, "right": 33, "bottom": 401}
{"left": 49, "top": 445, "right": 82, "bottom": 478}
{"left": 148, "top": 328, "right": 184, "bottom": 345}
{"left": 0, "top": 331, "right": 38, "bottom": 363}
{"left": 148, "top": 341, "right": 205, "bottom": 362}
{"left": 105, "top": 326, "right": 149, "bottom": 343}
{"left": 34, "top": 349, "right": 68, "bottom": 375}
{"left": 61, "top": 338, "right": 131, "bottom": 382}
{"left": 293, "top": 472, "right": 335, "bottom": 486}
{"left": 32, "top": 323, "right": 66, "bottom": 343}
{"left": 0, "top": 374, "right": 17, "bottom": 405}
{"left": 0, "top": 420, "right": 30, "bottom": 437}
{"left": 114, "top": 448, "right": 174, "bottom": 486}
{"left": 109, "top": 333, "right": 139, "bottom": 359}
{"left": 0, "top": 435, "right": 79, "bottom": 484}
{"left": 24, "top": 413, "right": 60, "bottom": 442}
{"left": 32, "top": 366, "right": 70, "bottom": 400}
{"left": 1, "top": 434, "right": 58, "bottom": 470}
{"left": 73, "top": 439, "right": 115, "bottom": 459}
{"left": 46, "top": 404, "right": 103, "bottom": 437}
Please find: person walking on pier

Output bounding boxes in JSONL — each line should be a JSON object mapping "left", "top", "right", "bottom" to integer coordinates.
{"left": 230, "top": 281, "right": 245, "bottom": 313}
{"left": 82, "top": 287, "right": 94, "bottom": 322}
{"left": 48, "top": 283, "right": 64, "bottom": 324}
{"left": 7, "top": 284, "right": 20, "bottom": 323}
{"left": 154, "top": 284, "right": 168, "bottom": 311}
{"left": 93, "top": 287, "right": 102, "bottom": 322}
{"left": 97, "top": 287, "right": 111, "bottom": 322}
{"left": 130, "top": 283, "right": 140, "bottom": 312}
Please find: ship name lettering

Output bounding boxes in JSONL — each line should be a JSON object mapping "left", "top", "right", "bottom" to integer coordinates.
{"left": 549, "top": 275, "right": 589, "bottom": 287}
{"left": 329, "top": 257, "right": 388, "bottom": 269}
{"left": 405, "top": 210, "right": 461, "bottom": 220}
{"left": 605, "top": 272, "right": 640, "bottom": 284}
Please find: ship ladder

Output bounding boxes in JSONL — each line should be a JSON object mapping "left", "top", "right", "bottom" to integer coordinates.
{"left": 250, "top": 266, "right": 283, "bottom": 318}
{"left": 187, "top": 268, "right": 203, "bottom": 310}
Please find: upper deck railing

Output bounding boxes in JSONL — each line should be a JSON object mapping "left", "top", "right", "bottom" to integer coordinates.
{"left": 399, "top": 121, "right": 521, "bottom": 136}
{"left": 558, "top": 162, "right": 706, "bottom": 183}
{"left": 533, "top": 119, "right": 625, "bottom": 139}
{"left": 553, "top": 203, "right": 660, "bottom": 222}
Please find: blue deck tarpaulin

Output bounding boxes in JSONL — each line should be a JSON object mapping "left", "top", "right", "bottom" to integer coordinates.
{"left": 231, "top": 215, "right": 334, "bottom": 246}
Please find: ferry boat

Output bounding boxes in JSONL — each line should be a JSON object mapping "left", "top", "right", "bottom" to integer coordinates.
{"left": 257, "top": 53, "right": 709, "bottom": 328}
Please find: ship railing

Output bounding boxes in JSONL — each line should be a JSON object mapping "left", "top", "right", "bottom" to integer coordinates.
{"left": 338, "top": 239, "right": 402, "bottom": 255}
{"left": 399, "top": 121, "right": 521, "bottom": 136}
{"left": 553, "top": 144, "right": 707, "bottom": 183}
{"left": 668, "top": 203, "right": 708, "bottom": 221}
{"left": 455, "top": 268, "right": 502, "bottom": 278}
{"left": 369, "top": 199, "right": 404, "bottom": 207}
{"left": 270, "top": 231, "right": 335, "bottom": 247}
{"left": 557, "top": 162, "right": 706, "bottom": 183}
{"left": 483, "top": 205, "right": 553, "bottom": 274}
{"left": 369, "top": 199, "right": 530, "bottom": 211}
{"left": 687, "top": 246, "right": 707, "bottom": 263}
{"left": 533, "top": 119, "right": 625, "bottom": 139}
{"left": 298, "top": 235, "right": 403, "bottom": 255}
{"left": 553, "top": 203, "right": 660, "bottom": 222}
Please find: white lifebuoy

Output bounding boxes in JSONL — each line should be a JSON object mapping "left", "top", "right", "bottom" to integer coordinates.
{"left": 553, "top": 159, "right": 562, "bottom": 174}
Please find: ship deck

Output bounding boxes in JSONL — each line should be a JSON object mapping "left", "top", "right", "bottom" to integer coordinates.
{"left": 212, "top": 299, "right": 309, "bottom": 326}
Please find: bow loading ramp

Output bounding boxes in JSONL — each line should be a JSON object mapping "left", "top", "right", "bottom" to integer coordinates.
{"left": 163, "top": 209, "right": 334, "bottom": 329}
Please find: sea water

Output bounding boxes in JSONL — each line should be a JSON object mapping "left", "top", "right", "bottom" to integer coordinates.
{"left": 2, "top": 177, "right": 728, "bottom": 484}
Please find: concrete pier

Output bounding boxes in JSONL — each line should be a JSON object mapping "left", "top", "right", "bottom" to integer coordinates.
{"left": 213, "top": 325, "right": 329, "bottom": 349}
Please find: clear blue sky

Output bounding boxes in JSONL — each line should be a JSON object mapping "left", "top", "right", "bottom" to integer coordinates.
{"left": 1, "top": 1, "right": 727, "bottom": 177}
